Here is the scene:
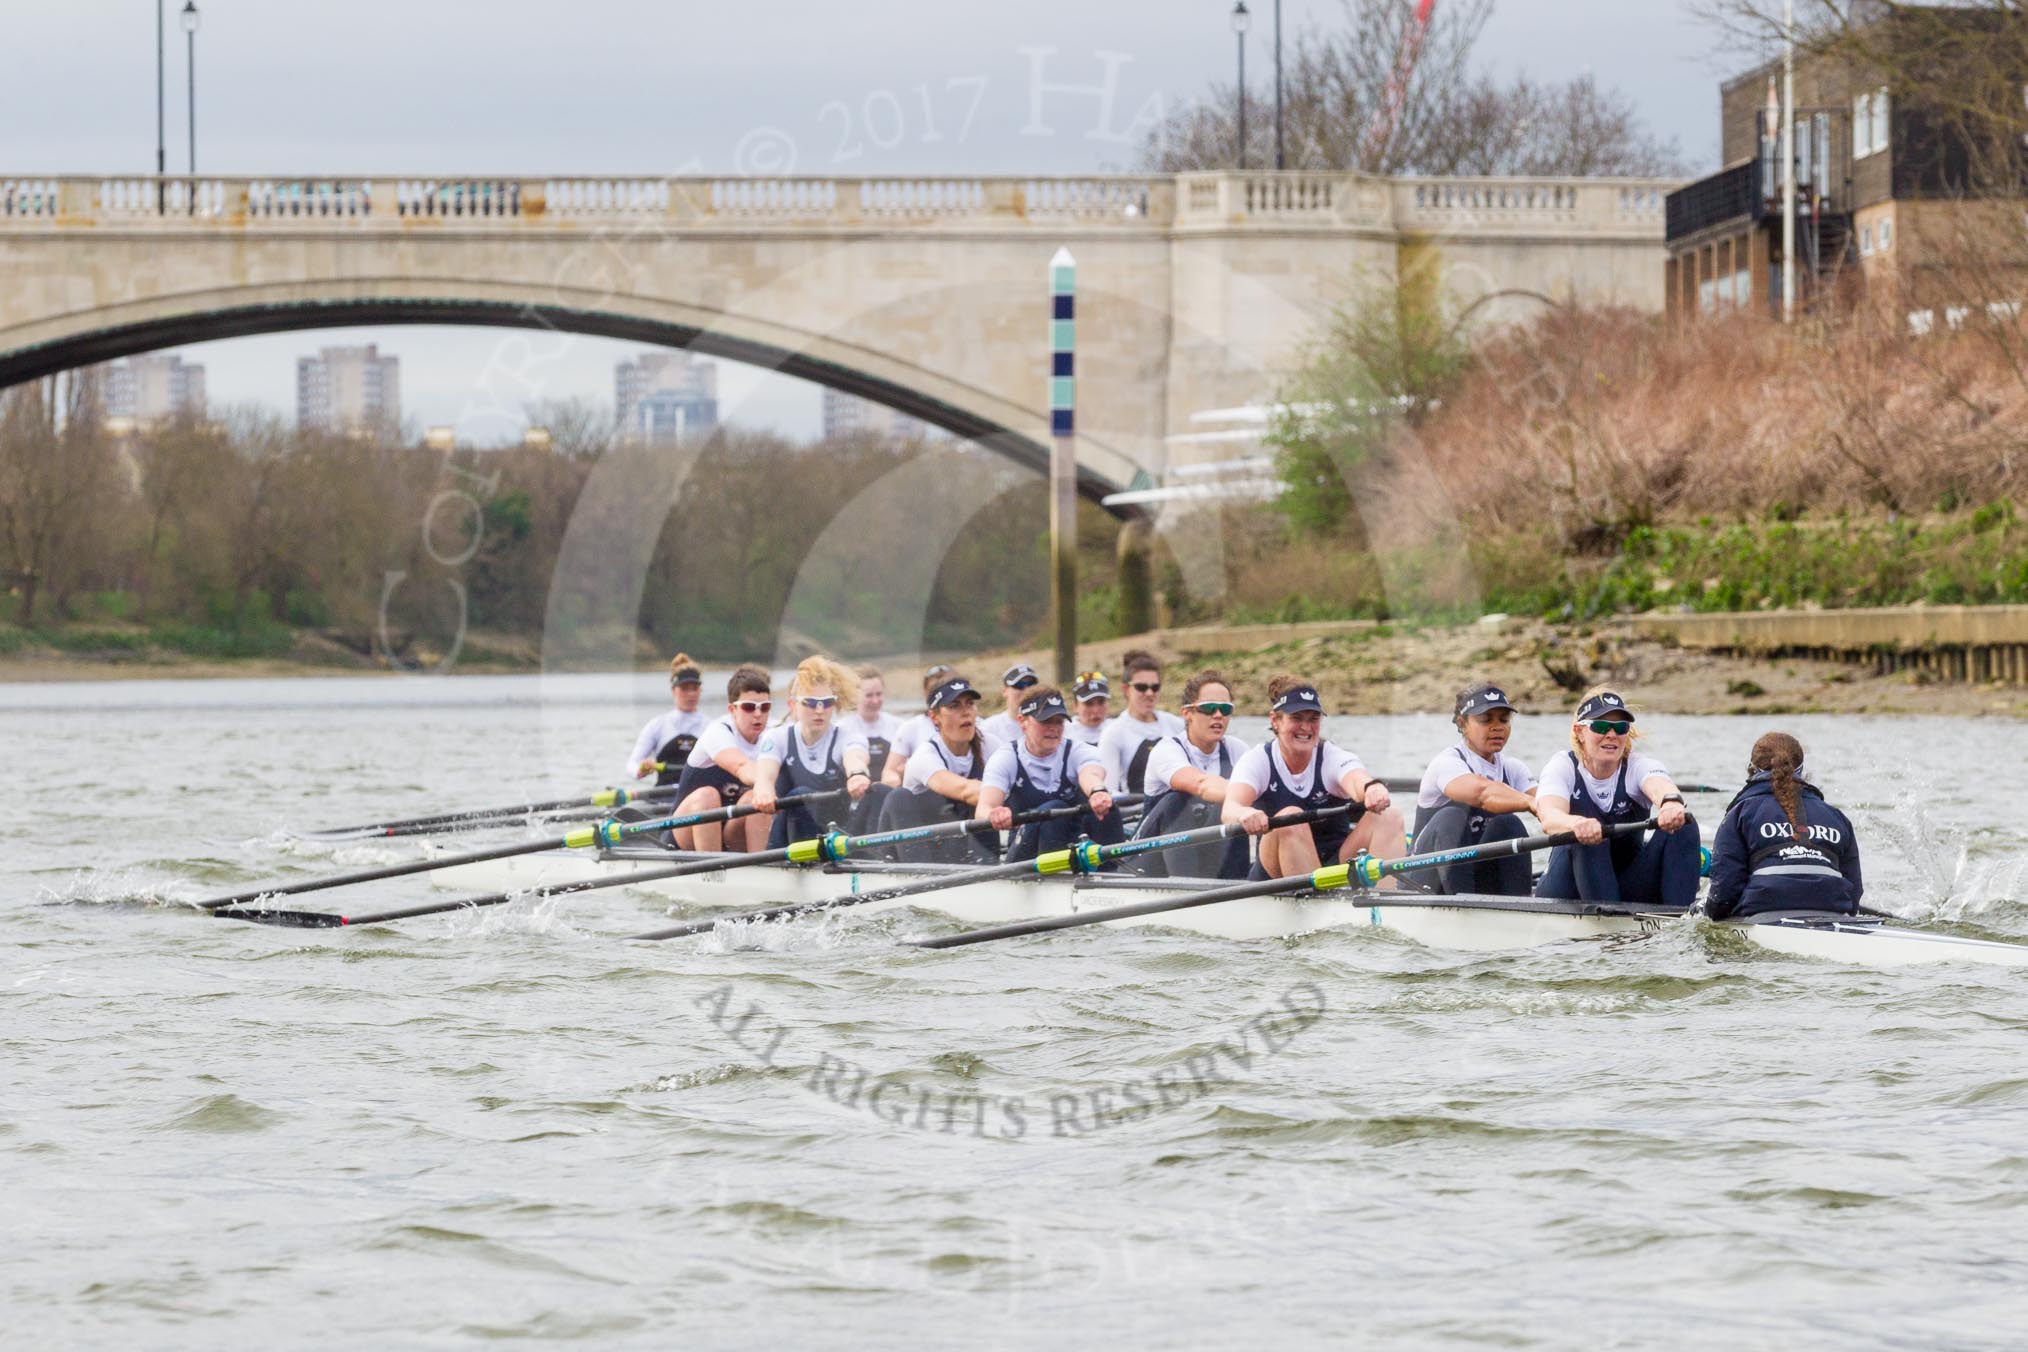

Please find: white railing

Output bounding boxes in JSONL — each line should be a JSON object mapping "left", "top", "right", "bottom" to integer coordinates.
{"left": 0, "top": 173, "right": 1678, "bottom": 237}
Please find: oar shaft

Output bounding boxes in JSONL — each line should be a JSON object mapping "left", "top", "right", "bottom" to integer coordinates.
{"left": 202, "top": 789, "right": 843, "bottom": 913}
{"left": 217, "top": 793, "right": 1100, "bottom": 931}
{"left": 631, "top": 803, "right": 1326, "bottom": 942}
{"left": 312, "top": 783, "right": 689, "bottom": 838}
{"left": 914, "top": 817, "right": 1660, "bottom": 949}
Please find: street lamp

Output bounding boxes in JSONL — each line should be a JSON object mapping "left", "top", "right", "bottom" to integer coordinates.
{"left": 155, "top": 0, "right": 166, "bottom": 213}
{"left": 181, "top": 2, "right": 200, "bottom": 177}
{"left": 1232, "top": 1, "right": 1251, "bottom": 172}
{"left": 1274, "top": 0, "right": 1284, "bottom": 171}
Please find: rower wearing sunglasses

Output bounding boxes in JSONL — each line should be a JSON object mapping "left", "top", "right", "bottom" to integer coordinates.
{"left": 670, "top": 664, "right": 781, "bottom": 853}
{"left": 754, "top": 656, "right": 875, "bottom": 847}
{"left": 1223, "top": 676, "right": 1406, "bottom": 882}
{"left": 1067, "top": 671, "right": 1111, "bottom": 748}
{"left": 880, "top": 663, "right": 956, "bottom": 789}
{"left": 1408, "top": 682, "right": 1538, "bottom": 896}
{"left": 1533, "top": 687, "right": 1701, "bottom": 909}
{"left": 976, "top": 685, "right": 1123, "bottom": 862}
{"left": 979, "top": 663, "right": 1040, "bottom": 747}
{"left": 1131, "top": 670, "right": 1251, "bottom": 879}
{"left": 1098, "top": 649, "right": 1185, "bottom": 794}
{"left": 878, "top": 675, "right": 1004, "bottom": 863}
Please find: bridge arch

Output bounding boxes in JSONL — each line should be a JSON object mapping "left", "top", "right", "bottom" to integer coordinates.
{"left": 0, "top": 277, "right": 1142, "bottom": 508}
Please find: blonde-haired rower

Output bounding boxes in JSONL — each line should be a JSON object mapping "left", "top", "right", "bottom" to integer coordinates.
{"left": 1532, "top": 687, "right": 1699, "bottom": 909}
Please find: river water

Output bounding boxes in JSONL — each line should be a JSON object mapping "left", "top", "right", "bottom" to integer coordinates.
{"left": 6, "top": 673, "right": 2027, "bottom": 1348}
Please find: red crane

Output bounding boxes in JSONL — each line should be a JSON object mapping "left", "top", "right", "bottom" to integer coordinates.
{"left": 1363, "top": 0, "right": 1437, "bottom": 169}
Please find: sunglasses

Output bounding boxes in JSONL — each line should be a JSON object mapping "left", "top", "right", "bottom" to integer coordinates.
{"left": 798, "top": 695, "right": 838, "bottom": 709}
{"left": 734, "top": 700, "right": 773, "bottom": 714}
{"left": 1188, "top": 701, "right": 1235, "bottom": 717}
{"left": 1129, "top": 681, "right": 1161, "bottom": 694}
{"left": 1585, "top": 720, "right": 1632, "bottom": 735}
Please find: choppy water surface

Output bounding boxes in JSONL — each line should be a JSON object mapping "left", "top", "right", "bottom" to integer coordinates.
{"left": 6, "top": 673, "right": 2028, "bottom": 1348}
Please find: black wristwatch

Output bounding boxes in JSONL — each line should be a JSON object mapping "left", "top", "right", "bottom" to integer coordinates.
{"left": 1659, "top": 793, "right": 1684, "bottom": 806}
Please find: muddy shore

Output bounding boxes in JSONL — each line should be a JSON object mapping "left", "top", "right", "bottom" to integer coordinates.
{"left": 4, "top": 616, "right": 2024, "bottom": 718}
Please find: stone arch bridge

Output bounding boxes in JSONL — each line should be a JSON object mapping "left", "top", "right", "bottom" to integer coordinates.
{"left": 0, "top": 171, "right": 1672, "bottom": 504}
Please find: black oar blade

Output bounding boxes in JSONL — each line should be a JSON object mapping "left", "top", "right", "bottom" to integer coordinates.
{"left": 210, "top": 905, "right": 348, "bottom": 929}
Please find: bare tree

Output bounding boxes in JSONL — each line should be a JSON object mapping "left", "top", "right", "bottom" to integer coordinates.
{"left": 0, "top": 372, "right": 118, "bottom": 623}
{"left": 523, "top": 396, "right": 616, "bottom": 459}
{"left": 1140, "top": 0, "right": 1684, "bottom": 176}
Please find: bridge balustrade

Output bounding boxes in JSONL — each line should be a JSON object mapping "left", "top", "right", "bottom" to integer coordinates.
{"left": 0, "top": 172, "right": 1678, "bottom": 240}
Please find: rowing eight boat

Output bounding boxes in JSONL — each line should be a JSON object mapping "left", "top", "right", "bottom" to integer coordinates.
{"left": 420, "top": 843, "right": 2028, "bottom": 968}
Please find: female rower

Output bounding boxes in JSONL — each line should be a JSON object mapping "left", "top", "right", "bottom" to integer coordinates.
{"left": 1704, "top": 732, "right": 1863, "bottom": 920}
{"left": 1132, "top": 670, "right": 1250, "bottom": 879}
{"left": 626, "top": 653, "right": 710, "bottom": 784}
{"left": 879, "top": 675, "right": 999, "bottom": 863}
{"left": 1099, "top": 649, "right": 1185, "bottom": 793}
{"left": 1409, "top": 682, "right": 1537, "bottom": 896}
{"left": 979, "top": 662, "right": 1040, "bottom": 746}
{"left": 1533, "top": 688, "right": 1700, "bottom": 908}
{"left": 846, "top": 664, "right": 903, "bottom": 782}
{"left": 1223, "top": 676, "right": 1406, "bottom": 881}
{"left": 1067, "top": 671, "right": 1110, "bottom": 748}
{"left": 976, "top": 685, "right": 1122, "bottom": 862}
{"left": 755, "top": 656, "right": 874, "bottom": 848}
{"left": 880, "top": 663, "right": 955, "bottom": 788}
{"left": 670, "top": 665, "right": 779, "bottom": 854}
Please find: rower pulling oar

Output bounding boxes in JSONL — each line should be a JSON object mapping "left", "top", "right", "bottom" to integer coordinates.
{"left": 912, "top": 818, "right": 1660, "bottom": 950}
{"left": 625, "top": 804, "right": 1346, "bottom": 941}
{"left": 191, "top": 789, "right": 846, "bottom": 913}
{"left": 214, "top": 797, "right": 1142, "bottom": 930}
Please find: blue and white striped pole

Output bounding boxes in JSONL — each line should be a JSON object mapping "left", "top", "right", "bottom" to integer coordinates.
{"left": 1049, "top": 247, "right": 1077, "bottom": 684}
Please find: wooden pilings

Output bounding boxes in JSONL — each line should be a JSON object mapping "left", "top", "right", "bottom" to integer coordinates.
{"left": 1630, "top": 608, "right": 2028, "bottom": 688}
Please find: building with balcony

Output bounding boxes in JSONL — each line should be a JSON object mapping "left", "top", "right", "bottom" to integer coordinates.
{"left": 1665, "top": 6, "right": 2027, "bottom": 320}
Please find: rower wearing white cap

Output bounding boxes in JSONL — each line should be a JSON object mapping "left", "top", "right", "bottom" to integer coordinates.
{"left": 979, "top": 662, "right": 1041, "bottom": 747}
{"left": 878, "top": 674, "right": 1002, "bottom": 862}
{"left": 1534, "top": 686, "right": 1700, "bottom": 909}
{"left": 1067, "top": 670, "right": 1110, "bottom": 748}
{"left": 1409, "top": 682, "right": 1538, "bottom": 896}
{"left": 1132, "top": 670, "right": 1250, "bottom": 879}
{"left": 976, "top": 685, "right": 1121, "bottom": 862}
{"left": 1098, "top": 649, "right": 1185, "bottom": 794}
{"left": 880, "top": 663, "right": 955, "bottom": 789}
{"left": 1223, "top": 675, "right": 1406, "bottom": 881}
{"left": 626, "top": 652, "right": 711, "bottom": 785}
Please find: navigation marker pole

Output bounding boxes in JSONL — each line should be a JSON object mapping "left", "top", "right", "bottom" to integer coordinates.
{"left": 1048, "top": 247, "right": 1078, "bottom": 685}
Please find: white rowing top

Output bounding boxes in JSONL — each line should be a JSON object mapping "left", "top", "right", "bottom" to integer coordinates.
{"left": 686, "top": 716, "right": 779, "bottom": 770}
{"left": 981, "top": 738, "right": 1104, "bottom": 796}
{"left": 625, "top": 707, "right": 711, "bottom": 779}
{"left": 1143, "top": 733, "right": 1250, "bottom": 797}
{"left": 1229, "top": 738, "right": 1365, "bottom": 801}
{"left": 1536, "top": 751, "right": 1671, "bottom": 814}
{"left": 1098, "top": 710, "right": 1187, "bottom": 790}
{"left": 1415, "top": 744, "right": 1536, "bottom": 810}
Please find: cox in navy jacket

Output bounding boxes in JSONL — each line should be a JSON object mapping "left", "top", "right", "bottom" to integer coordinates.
{"left": 1704, "top": 774, "right": 1863, "bottom": 920}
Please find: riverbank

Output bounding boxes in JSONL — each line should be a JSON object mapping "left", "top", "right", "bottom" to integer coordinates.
{"left": 0, "top": 623, "right": 544, "bottom": 682}
{"left": 962, "top": 614, "right": 2028, "bottom": 719}
{"left": 8, "top": 614, "right": 2026, "bottom": 717}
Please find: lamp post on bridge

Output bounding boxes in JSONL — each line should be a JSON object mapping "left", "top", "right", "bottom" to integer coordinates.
{"left": 155, "top": 0, "right": 166, "bottom": 214}
{"left": 1232, "top": 2, "right": 1251, "bottom": 171}
{"left": 1274, "top": 0, "right": 1284, "bottom": 171}
{"left": 182, "top": 2, "right": 200, "bottom": 180}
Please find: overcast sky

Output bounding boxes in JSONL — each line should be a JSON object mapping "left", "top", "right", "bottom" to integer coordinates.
{"left": 9, "top": 0, "right": 1731, "bottom": 440}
